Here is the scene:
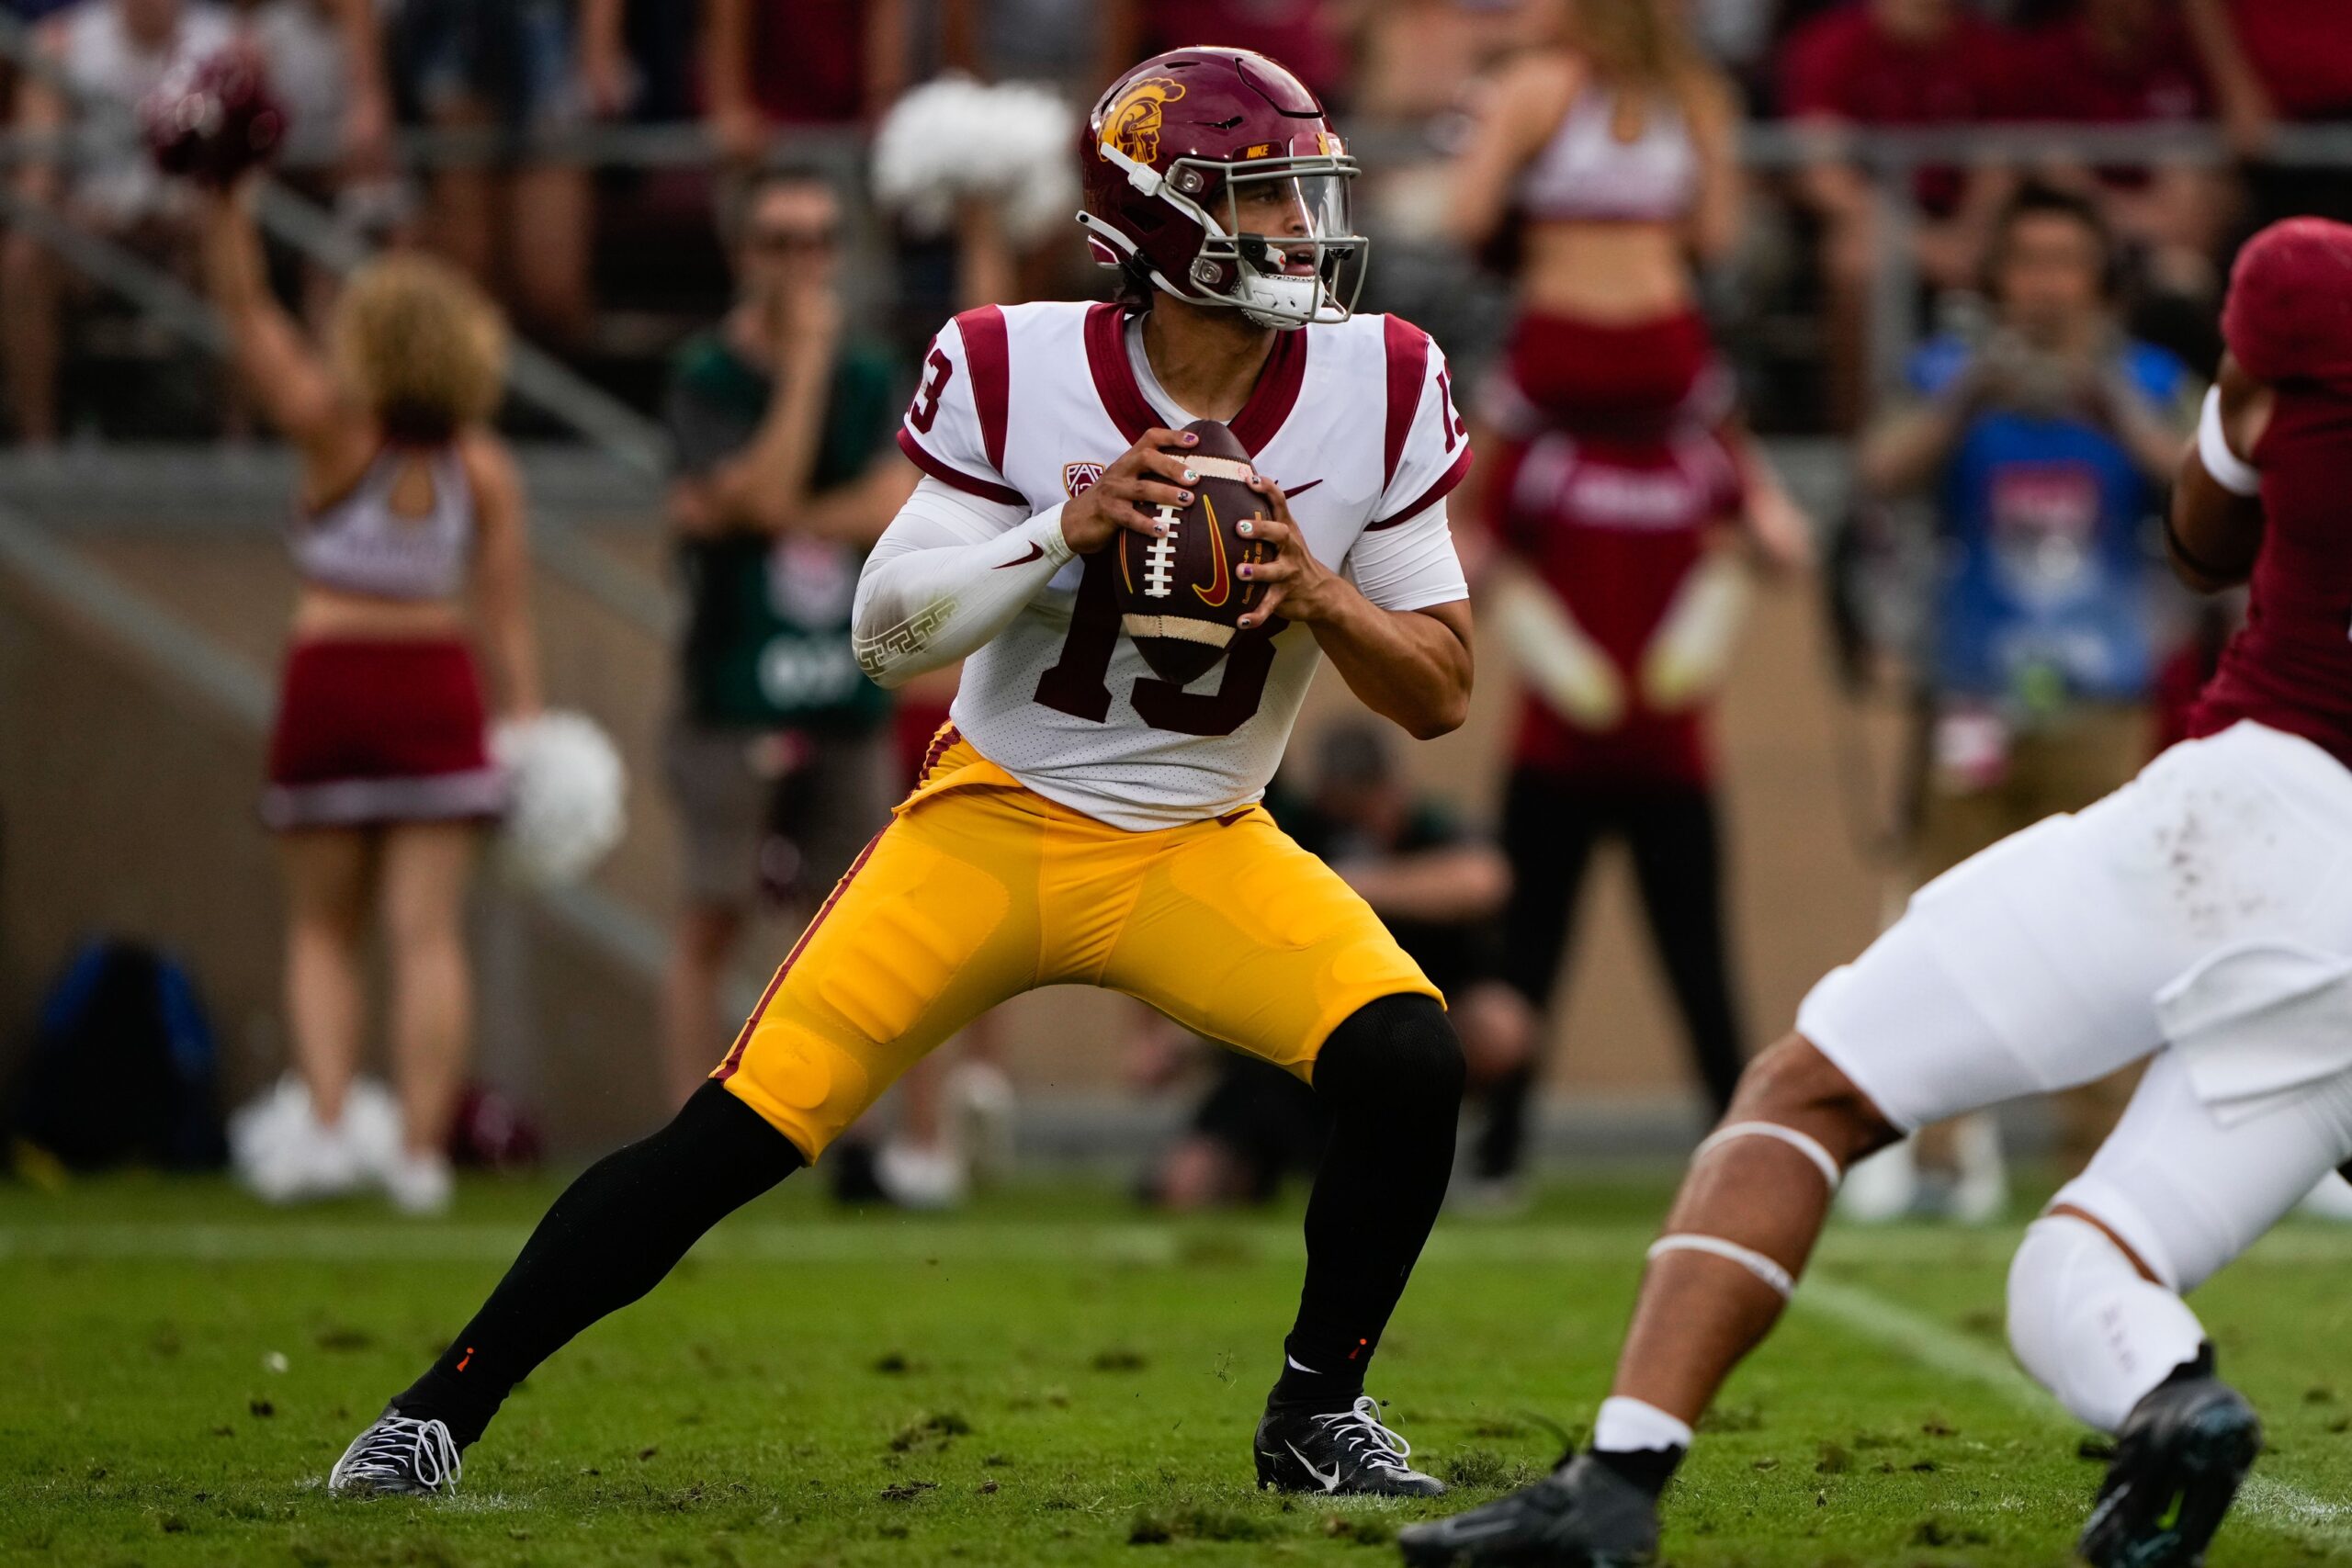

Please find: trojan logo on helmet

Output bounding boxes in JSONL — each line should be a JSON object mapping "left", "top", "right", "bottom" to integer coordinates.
{"left": 1102, "top": 76, "right": 1185, "bottom": 164}
{"left": 1078, "top": 47, "right": 1370, "bottom": 331}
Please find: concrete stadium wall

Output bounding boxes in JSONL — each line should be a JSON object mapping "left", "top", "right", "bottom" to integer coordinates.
{"left": 0, "top": 450, "right": 1910, "bottom": 1157}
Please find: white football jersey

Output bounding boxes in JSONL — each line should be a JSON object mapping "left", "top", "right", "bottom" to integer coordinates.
{"left": 896, "top": 301, "right": 1472, "bottom": 830}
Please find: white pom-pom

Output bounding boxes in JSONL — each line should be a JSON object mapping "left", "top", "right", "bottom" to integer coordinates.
{"left": 873, "top": 75, "right": 1080, "bottom": 247}
{"left": 491, "top": 710, "right": 626, "bottom": 888}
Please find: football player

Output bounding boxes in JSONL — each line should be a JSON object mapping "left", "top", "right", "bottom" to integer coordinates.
{"left": 331, "top": 47, "right": 1476, "bottom": 1501}
{"left": 1401, "top": 219, "right": 2352, "bottom": 1568}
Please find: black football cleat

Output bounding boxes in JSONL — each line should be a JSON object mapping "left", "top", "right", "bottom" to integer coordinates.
{"left": 328, "top": 1407, "right": 463, "bottom": 1496}
{"left": 1256, "top": 1393, "right": 1446, "bottom": 1497}
{"left": 1395, "top": 1452, "right": 1659, "bottom": 1567}
{"left": 2079, "top": 1354, "right": 2262, "bottom": 1568}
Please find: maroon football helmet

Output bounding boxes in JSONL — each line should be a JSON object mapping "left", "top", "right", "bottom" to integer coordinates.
{"left": 1080, "top": 47, "right": 1367, "bottom": 330}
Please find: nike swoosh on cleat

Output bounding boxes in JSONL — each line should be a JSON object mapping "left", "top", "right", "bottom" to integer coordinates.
{"left": 1287, "top": 1440, "right": 1343, "bottom": 1493}
{"left": 994, "top": 543, "right": 1046, "bottom": 569}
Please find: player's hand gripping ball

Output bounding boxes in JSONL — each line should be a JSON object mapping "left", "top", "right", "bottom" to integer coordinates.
{"left": 1106, "top": 419, "right": 1271, "bottom": 685}
{"left": 142, "top": 45, "right": 287, "bottom": 188}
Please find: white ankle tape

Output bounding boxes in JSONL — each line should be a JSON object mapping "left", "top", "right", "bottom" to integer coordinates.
{"left": 1694, "top": 1122, "right": 1842, "bottom": 1190}
{"left": 1648, "top": 1234, "right": 1796, "bottom": 1300}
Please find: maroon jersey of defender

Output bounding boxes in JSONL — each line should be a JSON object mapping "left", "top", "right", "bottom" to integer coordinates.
{"left": 1491, "top": 427, "right": 1746, "bottom": 787}
{"left": 2186, "top": 225, "right": 2352, "bottom": 769}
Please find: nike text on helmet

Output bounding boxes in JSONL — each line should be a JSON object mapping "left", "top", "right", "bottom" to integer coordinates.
{"left": 1080, "top": 47, "right": 1368, "bottom": 330}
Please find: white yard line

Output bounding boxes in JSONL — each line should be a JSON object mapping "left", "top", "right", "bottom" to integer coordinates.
{"left": 1798, "top": 1272, "right": 2352, "bottom": 1547}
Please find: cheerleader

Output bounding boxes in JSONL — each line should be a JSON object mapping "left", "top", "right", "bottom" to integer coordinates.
{"left": 1449, "top": 0, "right": 1742, "bottom": 438}
{"left": 203, "top": 177, "right": 539, "bottom": 1213}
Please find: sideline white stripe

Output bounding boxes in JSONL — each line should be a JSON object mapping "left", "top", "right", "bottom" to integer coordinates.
{"left": 8, "top": 1220, "right": 2352, "bottom": 1269}
{"left": 1798, "top": 1273, "right": 2351, "bottom": 1545}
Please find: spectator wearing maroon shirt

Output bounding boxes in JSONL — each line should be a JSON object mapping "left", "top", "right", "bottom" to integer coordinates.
{"left": 1471, "top": 412, "right": 1805, "bottom": 1198}
{"left": 1776, "top": 0, "right": 2018, "bottom": 429}
{"left": 702, "top": 0, "right": 908, "bottom": 165}
{"left": 2011, "top": 0, "right": 2233, "bottom": 307}
{"left": 2182, "top": 0, "right": 2352, "bottom": 229}
{"left": 1109, "top": 0, "right": 1348, "bottom": 108}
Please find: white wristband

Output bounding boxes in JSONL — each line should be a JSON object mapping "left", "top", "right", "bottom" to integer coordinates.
{"left": 2198, "top": 385, "right": 2261, "bottom": 498}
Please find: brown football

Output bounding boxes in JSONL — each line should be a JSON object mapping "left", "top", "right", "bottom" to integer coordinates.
{"left": 1113, "top": 419, "right": 1271, "bottom": 686}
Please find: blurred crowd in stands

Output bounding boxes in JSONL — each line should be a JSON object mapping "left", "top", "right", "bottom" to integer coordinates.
{"left": 3, "top": 0, "right": 2347, "bottom": 1215}
{"left": 5, "top": 0, "right": 2350, "bottom": 442}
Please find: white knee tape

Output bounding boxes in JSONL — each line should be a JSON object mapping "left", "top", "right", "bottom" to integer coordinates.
{"left": 1648, "top": 1234, "right": 1796, "bottom": 1300}
{"left": 1693, "top": 1121, "right": 1843, "bottom": 1190}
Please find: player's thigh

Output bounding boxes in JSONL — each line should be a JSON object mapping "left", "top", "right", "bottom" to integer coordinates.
{"left": 714, "top": 794, "right": 1039, "bottom": 1160}
{"left": 2057, "top": 1049, "right": 2352, "bottom": 1292}
{"left": 1101, "top": 810, "right": 1439, "bottom": 1080}
{"left": 1805, "top": 724, "right": 2352, "bottom": 1133}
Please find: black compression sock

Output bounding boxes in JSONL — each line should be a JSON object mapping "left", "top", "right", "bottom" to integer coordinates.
{"left": 1590, "top": 1444, "right": 1685, "bottom": 1498}
{"left": 1272, "top": 995, "right": 1463, "bottom": 1409}
{"left": 391, "top": 1083, "right": 803, "bottom": 1448}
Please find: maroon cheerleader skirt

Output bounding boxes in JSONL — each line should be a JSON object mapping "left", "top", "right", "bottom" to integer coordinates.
{"left": 262, "top": 638, "right": 505, "bottom": 830}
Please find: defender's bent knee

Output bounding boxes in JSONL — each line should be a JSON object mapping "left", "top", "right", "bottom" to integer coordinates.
{"left": 1313, "top": 993, "right": 1465, "bottom": 1114}
{"left": 1724, "top": 1034, "right": 1899, "bottom": 1168}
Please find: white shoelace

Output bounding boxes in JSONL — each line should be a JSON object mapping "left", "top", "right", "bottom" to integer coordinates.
{"left": 1311, "top": 1394, "right": 1416, "bottom": 1473}
{"left": 334, "top": 1415, "right": 461, "bottom": 1492}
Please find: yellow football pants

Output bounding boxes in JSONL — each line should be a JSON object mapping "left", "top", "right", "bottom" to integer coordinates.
{"left": 713, "top": 730, "right": 1441, "bottom": 1161}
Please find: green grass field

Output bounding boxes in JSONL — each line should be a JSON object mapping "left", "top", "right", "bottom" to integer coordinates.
{"left": 5, "top": 1171, "right": 2349, "bottom": 1567}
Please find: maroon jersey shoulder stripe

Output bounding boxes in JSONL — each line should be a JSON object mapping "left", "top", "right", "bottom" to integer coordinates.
{"left": 953, "top": 305, "right": 1013, "bottom": 475}
{"left": 1381, "top": 314, "right": 1433, "bottom": 491}
{"left": 1369, "top": 446, "right": 1473, "bottom": 531}
{"left": 895, "top": 428, "right": 1026, "bottom": 506}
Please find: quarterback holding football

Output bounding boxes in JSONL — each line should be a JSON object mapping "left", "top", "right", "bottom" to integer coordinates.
{"left": 330, "top": 46, "right": 1477, "bottom": 1499}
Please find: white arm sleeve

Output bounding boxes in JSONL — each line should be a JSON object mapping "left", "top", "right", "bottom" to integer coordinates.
{"left": 852, "top": 476, "right": 1073, "bottom": 689}
{"left": 2197, "top": 385, "right": 2262, "bottom": 497}
{"left": 1343, "top": 497, "right": 1470, "bottom": 613}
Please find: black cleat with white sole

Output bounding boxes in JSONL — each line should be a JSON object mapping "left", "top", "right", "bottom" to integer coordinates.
{"left": 328, "top": 1407, "right": 463, "bottom": 1497}
{"left": 1255, "top": 1393, "right": 1446, "bottom": 1497}
{"left": 2079, "top": 1351, "right": 2262, "bottom": 1568}
{"left": 1395, "top": 1452, "right": 1659, "bottom": 1566}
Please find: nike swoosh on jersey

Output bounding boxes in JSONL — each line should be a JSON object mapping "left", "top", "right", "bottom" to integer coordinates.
{"left": 1279, "top": 478, "right": 1323, "bottom": 498}
{"left": 994, "top": 542, "right": 1046, "bottom": 569}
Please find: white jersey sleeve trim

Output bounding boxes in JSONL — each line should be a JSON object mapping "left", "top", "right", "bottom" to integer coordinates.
{"left": 1343, "top": 496, "right": 1469, "bottom": 614}
{"left": 852, "top": 477, "right": 1071, "bottom": 689}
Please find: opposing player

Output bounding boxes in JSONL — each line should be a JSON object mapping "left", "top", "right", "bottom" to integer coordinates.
{"left": 330, "top": 47, "right": 1476, "bottom": 1500}
{"left": 1401, "top": 219, "right": 2352, "bottom": 1568}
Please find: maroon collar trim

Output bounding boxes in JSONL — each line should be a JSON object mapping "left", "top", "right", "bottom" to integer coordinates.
{"left": 1081, "top": 303, "right": 1308, "bottom": 457}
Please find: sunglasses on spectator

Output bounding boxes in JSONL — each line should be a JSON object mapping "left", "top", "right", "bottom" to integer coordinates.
{"left": 747, "top": 225, "right": 841, "bottom": 254}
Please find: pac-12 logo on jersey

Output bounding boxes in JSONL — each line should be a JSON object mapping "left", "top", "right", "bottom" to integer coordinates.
{"left": 1103, "top": 77, "right": 1184, "bottom": 164}
{"left": 1064, "top": 461, "right": 1106, "bottom": 497}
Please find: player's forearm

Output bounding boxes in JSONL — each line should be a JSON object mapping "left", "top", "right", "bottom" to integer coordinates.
{"left": 1311, "top": 592, "right": 1474, "bottom": 741}
{"left": 1338, "top": 846, "right": 1510, "bottom": 924}
{"left": 707, "top": 345, "right": 834, "bottom": 532}
{"left": 1857, "top": 400, "right": 1961, "bottom": 498}
{"left": 853, "top": 490, "right": 1072, "bottom": 687}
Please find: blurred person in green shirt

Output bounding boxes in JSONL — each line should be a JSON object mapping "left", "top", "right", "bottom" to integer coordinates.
{"left": 658, "top": 166, "right": 912, "bottom": 1109}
